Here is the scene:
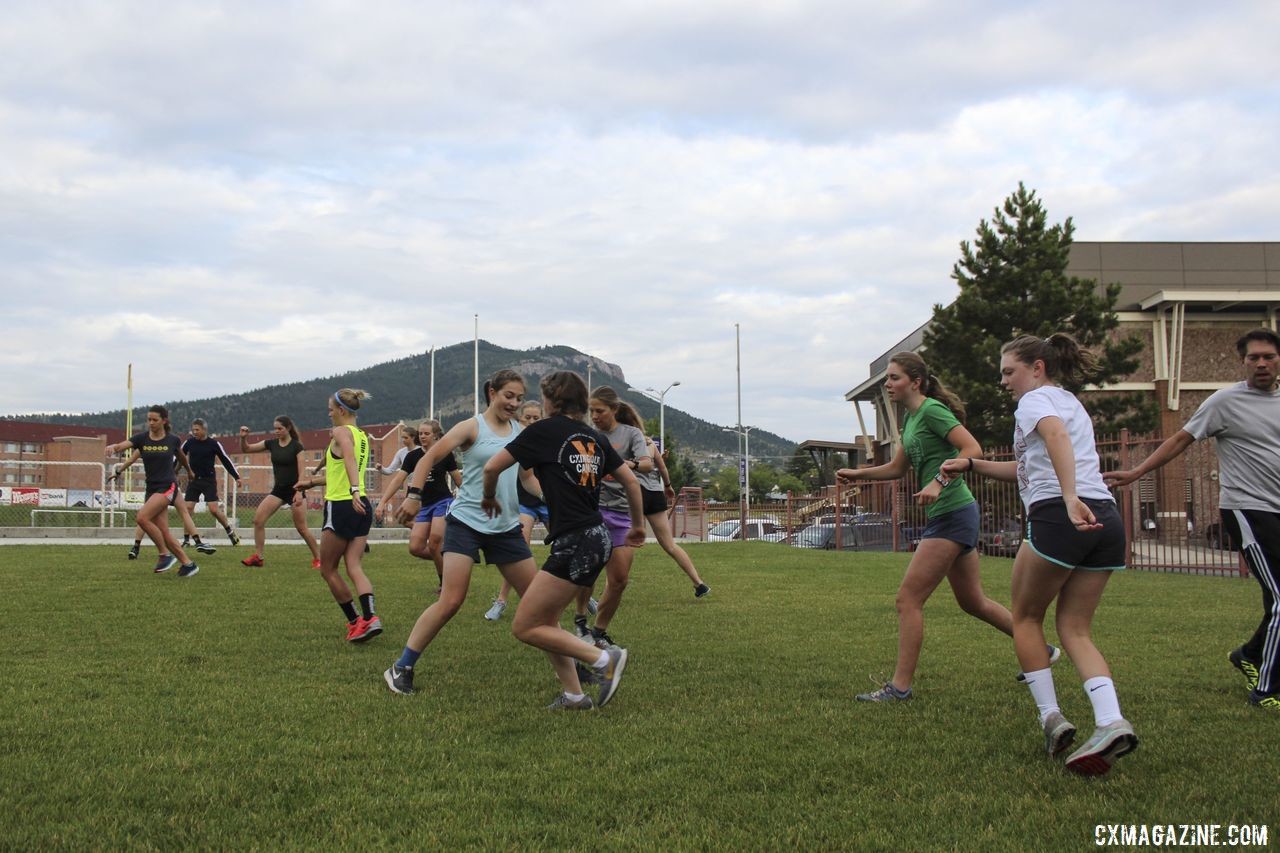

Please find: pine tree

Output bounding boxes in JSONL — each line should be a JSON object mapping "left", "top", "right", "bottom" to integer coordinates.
{"left": 923, "top": 183, "right": 1155, "bottom": 450}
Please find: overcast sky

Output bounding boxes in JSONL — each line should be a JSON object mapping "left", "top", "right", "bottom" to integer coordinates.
{"left": 3, "top": 1, "right": 1278, "bottom": 443}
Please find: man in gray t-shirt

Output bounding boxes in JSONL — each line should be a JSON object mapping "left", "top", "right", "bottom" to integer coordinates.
{"left": 1106, "top": 328, "right": 1280, "bottom": 711}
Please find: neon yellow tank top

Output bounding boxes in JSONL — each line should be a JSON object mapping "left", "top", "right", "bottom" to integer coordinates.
{"left": 325, "top": 424, "right": 370, "bottom": 502}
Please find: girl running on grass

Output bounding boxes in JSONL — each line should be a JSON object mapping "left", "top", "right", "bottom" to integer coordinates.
{"left": 400, "top": 420, "right": 459, "bottom": 592}
{"left": 375, "top": 425, "right": 422, "bottom": 529}
{"left": 238, "top": 416, "right": 322, "bottom": 570}
{"left": 293, "top": 388, "right": 380, "bottom": 643}
{"left": 941, "top": 334, "right": 1137, "bottom": 776}
{"left": 477, "top": 370, "right": 643, "bottom": 709}
{"left": 107, "top": 404, "right": 200, "bottom": 578}
{"left": 837, "top": 353, "right": 1021, "bottom": 702}
{"left": 638, "top": 433, "right": 711, "bottom": 598}
{"left": 385, "top": 370, "right": 543, "bottom": 695}
{"left": 574, "top": 387, "right": 652, "bottom": 648}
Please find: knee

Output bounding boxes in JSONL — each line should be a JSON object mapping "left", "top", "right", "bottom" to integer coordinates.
{"left": 607, "top": 573, "right": 629, "bottom": 593}
{"left": 955, "top": 594, "right": 986, "bottom": 617}
{"left": 436, "top": 596, "right": 464, "bottom": 620}
{"left": 895, "top": 587, "right": 925, "bottom": 614}
{"left": 408, "top": 542, "right": 430, "bottom": 559}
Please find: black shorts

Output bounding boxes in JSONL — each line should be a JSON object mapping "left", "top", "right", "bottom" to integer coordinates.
{"left": 184, "top": 477, "right": 219, "bottom": 503}
{"left": 323, "top": 498, "right": 373, "bottom": 540}
{"left": 1026, "top": 497, "right": 1126, "bottom": 571}
{"left": 270, "top": 484, "right": 297, "bottom": 504}
{"left": 145, "top": 482, "right": 179, "bottom": 505}
{"left": 441, "top": 516, "right": 533, "bottom": 565}
{"left": 543, "top": 523, "right": 613, "bottom": 587}
{"left": 641, "top": 487, "right": 668, "bottom": 516}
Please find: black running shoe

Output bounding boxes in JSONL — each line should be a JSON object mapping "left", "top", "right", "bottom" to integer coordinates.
{"left": 127, "top": 544, "right": 140, "bottom": 560}
{"left": 227, "top": 529, "right": 241, "bottom": 546}
{"left": 154, "top": 554, "right": 178, "bottom": 573}
{"left": 590, "top": 627, "right": 615, "bottom": 650}
{"left": 573, "top": 615, "right": 590, "bottom": 640}
{"left": 1230, "top": 648, "right": 1261, "bottom": 691}
{"left": 195, "top": 542, "right": 217, "bottom": 555}
{"left": 178, "top": 562, "right": 200, "bottom": 578}
{"left": 384, "top": 664, "right": 415, "bottom": 695}
{"left": 694, "top": 583, "right": 711, "bottom": 598}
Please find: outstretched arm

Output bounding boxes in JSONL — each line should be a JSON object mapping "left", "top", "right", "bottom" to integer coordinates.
{"left": 1103, "top": 431, "right": 1195, "bottom": 488}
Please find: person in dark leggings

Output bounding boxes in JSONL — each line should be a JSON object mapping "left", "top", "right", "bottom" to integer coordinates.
{"left": 107, "top": 404, "right": 200, "bottom": 578}
{"left": 1107, "top": 328, "right": 1280, "bottom": 712}
{"left": 180, "top": 418, "right": 242, "bottom": 554}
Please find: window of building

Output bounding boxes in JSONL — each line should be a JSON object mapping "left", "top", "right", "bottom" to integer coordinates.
{"left": 3, "top": 442, "right": 17, "bottom": 453}
{"left": 2, "top": 473, "right": 14, "bottom": 483}
{"left": 22, "top": 474, "right": 39, "bottom": 484}
{"left": 21, "top": 443, "right": 40, "bottom": 453}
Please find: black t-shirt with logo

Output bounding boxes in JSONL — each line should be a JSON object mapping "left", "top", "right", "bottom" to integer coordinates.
{"left": 129, "top": 432, "right": 182, "bottom": 488}
{"left": 503, "top": 415, "right": 624, "bottom": 542}
{"left": 404, "top": 447, "right": 458, "bottom": 506}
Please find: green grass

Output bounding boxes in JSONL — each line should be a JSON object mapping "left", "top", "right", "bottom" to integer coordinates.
{"left": 2, "top": 544, "right": 1275, "bottom": 849}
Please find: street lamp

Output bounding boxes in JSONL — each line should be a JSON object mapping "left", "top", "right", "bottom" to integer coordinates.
{"left": 644, "top": 381, "right": 681, "bottom": 452}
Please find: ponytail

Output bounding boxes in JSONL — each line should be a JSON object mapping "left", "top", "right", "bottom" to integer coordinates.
{"left": 1002, "top": 334, "right": 1098, "bottom": 386}
{"left": 888, "top": 353, "right": 966, "bottom": 423}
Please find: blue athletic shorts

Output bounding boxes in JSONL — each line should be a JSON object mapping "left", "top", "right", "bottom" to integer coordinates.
{"left": 920, "top": 501, "right": 979, "bottom": 553}
{"left": 519, "top": 504, "right": 550, "bottom": 525}
{"left": 414, "top": 497, "right": 452, "bottom": 524}
{"left": 441, "top": 516, "right": 533, "bottom": 565}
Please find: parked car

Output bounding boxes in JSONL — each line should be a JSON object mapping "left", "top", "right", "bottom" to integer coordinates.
{"left": 707, "top": 518, "right": 787, "bottom": 542}
{"left": 1204, "top": 521, "right": 1238, "bottom": 551}
{"left": 979, "top": 516, "right": 1023, "bottom": 557}
{"left": 787, "top": 517, "right": 900, "bottom": 551}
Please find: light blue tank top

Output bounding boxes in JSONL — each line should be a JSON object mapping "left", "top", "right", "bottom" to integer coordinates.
{"left": 448, "top": 414, "right": 522, "bottom": 534}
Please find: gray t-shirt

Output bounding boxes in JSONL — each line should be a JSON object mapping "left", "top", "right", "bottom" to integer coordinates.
{"left": 1183, "top": 381, "right": 1280, "bottom": 513}
{"left": 598, "top": 423, "right": 648, "bottom": 510}
{"left": 635, "top": 437, "right": 664, "bottom": 492}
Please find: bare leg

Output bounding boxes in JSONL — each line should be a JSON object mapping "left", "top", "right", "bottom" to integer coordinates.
{"left": 888, "top": 538, "right": 965, "bottom": 691}
{"left": 252, "top": 495, "right": 284, "bottom": 556}
{"left": 647, "top": 511, "right": 704, "bottom": 586}
{"left": 1009, "top": 545, "right": 1073, "bottom": 674}
{"left": 317, "top": 529, "right": 354, "bottom": 602}
{"left": 592, "top": 546, "right": 636, "bottom": 631}
{"left": 403, "top": 552, "right": 475, "bottom": 652}
{"left": 136, "top": 494, "right": 192, "bottom": 564}
{"left": 1054, "top": 569, "right": 1114, "bottom": 681}
{"left": 945, "top": 548, "right": 1015, "bottom": 637}
{"left": 512, "top": 571, "right": 611, "bottom": 694}
{"left": 291, "top": 500, "right": 321, "bottom": 560}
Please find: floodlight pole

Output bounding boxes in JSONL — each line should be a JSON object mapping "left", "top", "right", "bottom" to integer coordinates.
{"left": 644, "top": 381, "right": 681, "bottom": 453}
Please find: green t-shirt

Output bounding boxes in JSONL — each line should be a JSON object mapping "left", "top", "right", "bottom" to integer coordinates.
{"left": 901, "top": 398, "right": 975, "bottom": 519}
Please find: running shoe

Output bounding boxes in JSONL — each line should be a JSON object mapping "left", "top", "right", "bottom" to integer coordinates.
{"left": 311, "top": 558, "right": 322, "bottom": 570}
{"left": 574, "top": 615, "right": 591, "bottom": 640}
{"left": 1065, "top": 720, "right": 1138, "bottom": 776}
{"left": 694, "top": 583, "right": 711, "bottom": 598}
{"left": 227, "top": 529, "right": 241, "bottom": 546}
{"left": 178, "top": 562, "right": 200, "bottom": 579}
{"left": 195, "top": 542, "right": 217, "bottom": 555}
{"left": 596, "top": 645, "right": 629, "bottom": 708}
{"left": 576, "top": 660, "right": 603, "bottom": 686}
{"left": 590, "top": 627, "right": 616, "bottom": 650}
{"left": 1042, "top": 709, "right": 1076, "bottom": 757}
{"left": 587, "top": 597, "right": 599, "bottom": 616}
{"left": 483, "top": 599, "right": 507, "bottom": 621}
{"left": 546, "top": 693, "right": 595, "bottom": 711}
{"left": 855, "top": 682, "right": 912, "bottom": 702}
{"left": 1016, "top": 643, "right": 1062, "bottom": 682}
{"left": 383, "top": 664, "right": 415, "bottom": 695}
{"left": 349, "top": 615, "right": 383, "bottom": 643}
{"left": 241, "top": 553, "right": 264, "bottom": 567}
{"left": 154, "top": 554, "right": 178, "bottom": 573}
{"left": 1248, "top": 689, "right": 1280, "bottom": 710}
{"left": 1229, "top": 648, "right": 1261, "bottom": 691}
{"left": 181, "top": 536, "right": 191, "bottom": 548}
{"left": 127, "top": 544, "right": 140, "bottom": 560}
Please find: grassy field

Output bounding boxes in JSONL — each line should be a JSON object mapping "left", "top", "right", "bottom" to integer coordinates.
{"left": 2, "top": 543, "right": 1275, "bottom": 849}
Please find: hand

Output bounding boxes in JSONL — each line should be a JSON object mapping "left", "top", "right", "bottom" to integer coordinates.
{"left": 291, "top": 492, "right": 303, "bottom": 508}
{"left": 1102, "top": 469, "right": 1138, "bottom": 488}
{"left": 939, "top": 458, "right": 968, "bottom": 477}
{"left": 394, "top": 500, "right": 415, "bottom": 525}
{"left": 835, "top": 468, "right": 859, "bottom": 484}
{"left": 624, "top": 526, "right": 646, "bottom": 548}
{"left": 664, "top": 484, "right": 676, "bottom": 501}
{"left": 913, "top": 480, "right": 943, "bottom": 506}
{"left": 239, "top": 426, "right": 250, "bottom": 436}
{"left": 352, "top": 495, "right": 367, "bottom": 515}
{"left": 1066, "top": 497, "right": 1103, "bottom": 531}
{"left": 481, "top": 497, "right": 501, "bottom": 518}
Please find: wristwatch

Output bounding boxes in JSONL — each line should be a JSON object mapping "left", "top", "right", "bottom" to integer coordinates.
{"left": 350, "top": 486, "right": 360, "bottom": 495}
{"left": 933, "top": 472, "right": 951, "bottom": 487}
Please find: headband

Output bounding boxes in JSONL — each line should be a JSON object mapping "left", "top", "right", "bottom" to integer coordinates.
{"left": 333, "top": 392, "right": 355, "bottom": 413}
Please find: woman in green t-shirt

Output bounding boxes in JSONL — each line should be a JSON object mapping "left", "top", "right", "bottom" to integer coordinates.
{"left": 837, "top": 352, "right": 1025, "bottom": 702}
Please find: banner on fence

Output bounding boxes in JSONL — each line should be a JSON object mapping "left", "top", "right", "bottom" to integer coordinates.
{"left": 68, "top": 490, "right": 95, "bottom": 508}
{"left": 0, "top": 489, "right": 10, "bottom": 506}
{"left": 11, "top": 488, "right": 39, "bottom": 505}
{"left": 39, "top": 488, "right": 68, "bottom": 507}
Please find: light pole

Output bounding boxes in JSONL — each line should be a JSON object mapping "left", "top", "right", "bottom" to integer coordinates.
{"left": 722, "top": 425, "right": 755, "bottom": 516}
{"left": 644, "top": 381, "right": 681, "bottom": 452}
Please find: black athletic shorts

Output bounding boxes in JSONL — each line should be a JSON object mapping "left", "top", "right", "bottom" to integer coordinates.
{"left": 323, "top": 498, "right": 373, "bottom": 540}
{"left": 270, "top": 484, "right": 297, "bottom": 504}
{"left": 1026, "top": 497, "right": 1126, "bottom": 571}
{"left": 184, "top": 476, "right": 219, "bottom": 503}
{"left": 441, "top": 516, "right": 533, "bottom": 565}
{"left": 145, "top": 481, "right": 179, "bottom": 505}
{"left": 641, "top": 487, "right": 668, "bottom": 516}
{"left": 542, "top": 523, "right": 613, "bottom": 587}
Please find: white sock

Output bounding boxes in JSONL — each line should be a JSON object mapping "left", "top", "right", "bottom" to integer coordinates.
{"left": 592, "top": 650, "right": 611, "bottom": 670}
{"left": 564, "top": 691, "right": 586, "bottom": 702}
{"left": 1023, "top": 667, "right": 1060, "bottom": 724}
{"left": 1083, "top": 676, "right": 1123, "bottom": 726}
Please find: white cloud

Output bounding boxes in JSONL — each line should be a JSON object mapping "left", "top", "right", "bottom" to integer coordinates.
{"left": 2, "top": 1, "right": 1278, "bottom": 441}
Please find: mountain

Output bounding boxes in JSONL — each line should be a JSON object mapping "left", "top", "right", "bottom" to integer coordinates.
{"left": 11, "top": 341, "right": 797, "bottom": 460}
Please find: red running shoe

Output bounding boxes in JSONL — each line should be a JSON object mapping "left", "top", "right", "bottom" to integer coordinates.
{"left": 348, "top": 615, "right": 383, "bottom": 643}
{"left": 311, "top": 558, "right": 322, "bottom": 570}
{"left": 345, "top": 620, "right": 363, "bottom": 642}
{"left": 241, "top": 553, "right": 264, "bottom": 567}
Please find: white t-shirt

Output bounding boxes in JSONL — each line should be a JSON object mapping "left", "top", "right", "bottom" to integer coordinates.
{"left": 1013, "top": 385, "right": 1113, "bottom": 510}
